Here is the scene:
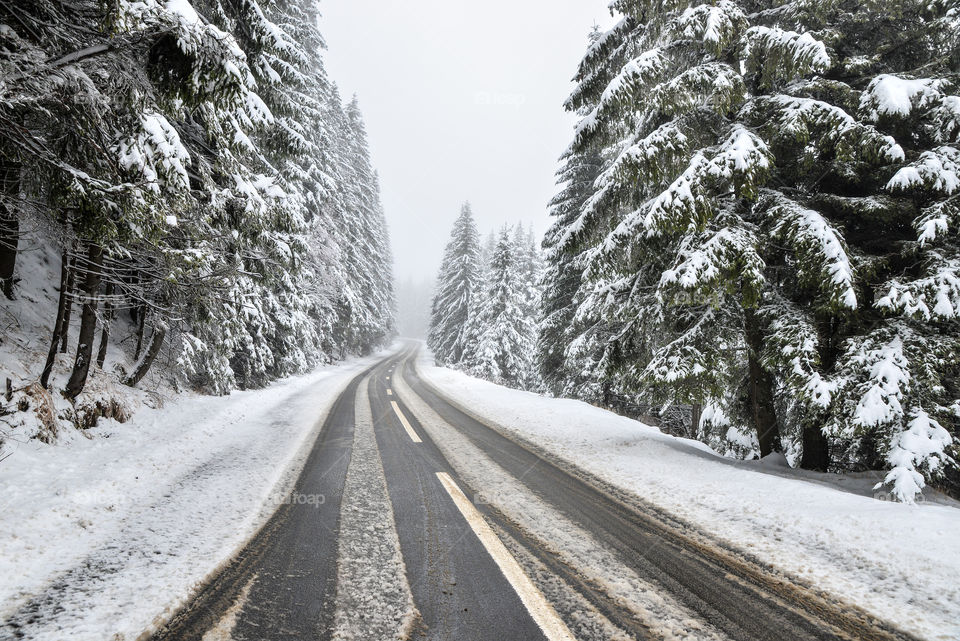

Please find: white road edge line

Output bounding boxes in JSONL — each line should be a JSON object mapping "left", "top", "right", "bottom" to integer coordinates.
{"left": 390, "top": 401, "right": 422, "bottom": 443}
{"left": 435, "top": 472, "right": 576, "bottom": 641}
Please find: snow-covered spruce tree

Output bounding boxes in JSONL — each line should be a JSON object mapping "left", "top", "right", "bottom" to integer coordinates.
{"left": 548, "top": 19, "right": 644, "bottom": 407}
{"left": 428, "top": 203, "right": 482, "bottom": 365}
{"left": 0, "top": 0, "right": 253, "bottom": 396}
{"left": 142, "top": 0, "right": 393, "bottom": 390}
{"left": 461, "top": 229, "right": 497, "bottom": 365}
{"left": 341, "top": 98, "right": 396, "bottom": 352}
{"left": 539, "top": 28, "right": 607, "bottom": 396}
{"left": 561, "top": 1, "right": 783, "bottom": 453}
{"left": 2, "top": 0, "right": 395, "bottom": 401}
{"left": 465, "top": 227, "right": 537, "bottom": 389}
{"left": 315, "top": 94, "right": 395, "bottom": 357}
{"left": 515, "top": 225, "right": 544, "bottom": 390}
{"left": 516, "top": 226, "right": 543, "bottom": 325}
{"left": 556, "top": 0, "right": 958, "bottom": 498}
{"left": 751, "top": 0, "right": 959, "bottom": 498}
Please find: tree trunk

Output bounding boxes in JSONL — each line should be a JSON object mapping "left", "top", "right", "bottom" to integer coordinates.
{"left": 744, "top": 309, "right": 782, "bottom": 457}
{"left": 134, "top": 305, "right": 146, "bottom": 360}
{"left": 64, "top": 244, "right": 103, "bottom": 399}
{"left": 40, "top": 246, "right": 73, "bottom": 389}
{"left": 0, "top": 162, "right": 20, "bottom": 300}
{"left": 96, "top": 281, "right": 114, "bottom": 369}
{"left": 689, "top": 402, "right": 703, "bottom": 440}
{"left": 799, "top": 313, "right": 837, "bottom": 470}
{"left": 800, "top": 422, "right": 830, "bottom": 471}
{"left": 124, "top": 323, "right": 166, "bottom": 387}
{"left": 60, "top": 252, "right": 76, "bottom": 353}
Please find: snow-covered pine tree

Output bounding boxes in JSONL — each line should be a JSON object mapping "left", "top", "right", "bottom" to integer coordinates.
{"left": 1, "top": 0, "right": 265, "bottom": 396}
{"left": 324, "top": 96, "right": 395, "bottom": 355}
{"left": 463, "top": 229, "right": 497, "bottom": 362}
{"left": 2, "top": 0, "right": 395, "bottom": 400}
{"left": 539, "top": 27, "right": 607, "bottom": 396}
{"left": 752, "top": 0, "right": 959, "bottom": 498}
{"left": 516, "top": 225, "right": 543, "bottom": 323}
{"left": 428, "top": 203, "right": 482, "bottom": 365}
{"left": 560, "top": 1, "right": 781, "bottom": 453}
{"left": 555, "top": 0, "right": 958, "bottom": 499}
{"left": 515, "top": 225, "right": 544, "bottom": 389}
{"left": 345, "top": 98, "right": 396, "bottom": 350}
{"left": 466, "top": 227, "right": 536, "bottom": 389}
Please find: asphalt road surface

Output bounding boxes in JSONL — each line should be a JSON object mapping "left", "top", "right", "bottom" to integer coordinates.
{"left": 150, "top": 343, "right": 920, "bottom": 641}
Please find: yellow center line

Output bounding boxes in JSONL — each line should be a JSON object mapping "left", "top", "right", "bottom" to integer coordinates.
{"left": 435, "top": 473, "right": 576, "bottom": 641}
{"left": 390, "top": 401, "right": 422, "bottom": 443}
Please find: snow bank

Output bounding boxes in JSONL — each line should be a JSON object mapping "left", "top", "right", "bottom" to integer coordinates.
{"left": 416, "top": 353, "right": 960, "bottom": 640}
{"left": 0, "top": 349, "right": 392, "bottom": 640}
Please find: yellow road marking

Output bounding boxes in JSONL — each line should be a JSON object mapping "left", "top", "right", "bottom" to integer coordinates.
{"left": 435, "top": 473, "right": 576, "bottom": 641}
{"left": 390, "top": 401, "right": 422, "bottom": 443}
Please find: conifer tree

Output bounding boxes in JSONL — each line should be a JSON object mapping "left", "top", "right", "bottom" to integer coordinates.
{"left": 466, "top": 227, "right": 536, "bottom": 389}
{"left": 428, "top": 203, "right": 482, "bottom": 365}
{"left": 539, "top": 44, "right": 606, "bottom": 395}
{"left": 1, "top": 0, "right": 396, "bottom": 401}
{"left": 551, "top": 0, "right": 958, "bottom": 499}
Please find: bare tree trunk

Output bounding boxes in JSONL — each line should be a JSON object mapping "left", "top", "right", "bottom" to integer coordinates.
{"left": 40, "top": 246, "right": 73, "bottom": 389}
{"left": 64, "top": 244, "right": 103, "bottom": 399}
{"left": 60, "top": 251, "right": 76, "bottom": 353}
{"left": 96, "top": 281, "right": 114, "bottom": 369}
{"left": 0, "top": 162, "right": 20, "bottom": 300}
{"left": 134, "top": 305, "right": 146, "bottom": 360}
{"left": 689, "top": 402, "right": 703, "bottom": 440}
{"left": 799, "top": 314, "right": 836, "bottom": 471}
{"left": 124, "top": 323, "right": 166, "bottom": 387}
{"left": 744, "top": 309, "right": 782, "bottom": 457}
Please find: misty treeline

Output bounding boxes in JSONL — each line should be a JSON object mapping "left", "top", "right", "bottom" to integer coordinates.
{"left": 433, "top": 0, "right": 960, "bottom": 502}
{"left": 428, "top": 204, "right": 542, "bottom": 391}
{"left": 0, "top": 0, "right": 395, "bottom": 400}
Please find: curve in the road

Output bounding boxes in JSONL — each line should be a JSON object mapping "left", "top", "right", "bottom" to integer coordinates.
{"left": 398, "top": 345, "right": 922, "bottom": 641}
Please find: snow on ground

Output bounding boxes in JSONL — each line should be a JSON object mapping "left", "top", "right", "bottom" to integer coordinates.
{"left": 0, "top": 347, "right": 394, "bottom": 640}
{"left": 0, "top": 235, "right": 169, "bottom": 446}
{"left": 415, "top": 351, "right": 960, "bottom": 641}
{"left": 332, "top": 376, "right": 417, "bottom": 640}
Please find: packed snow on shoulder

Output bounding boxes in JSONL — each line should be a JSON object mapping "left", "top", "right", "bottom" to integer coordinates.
{"left": 416, "top": 352, "right": 960, "bottom": 641}
{"left": 0, "top": 349, "right": 392, "bottom": 640}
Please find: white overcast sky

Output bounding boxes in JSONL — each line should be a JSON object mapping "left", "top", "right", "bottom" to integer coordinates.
{"left": 320, "top": 0, "right": 616, "bottom": 283}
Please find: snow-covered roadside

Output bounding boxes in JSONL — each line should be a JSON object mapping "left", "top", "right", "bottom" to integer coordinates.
{"left": 0, "top": 347, "right": 395, "bottom": 640}
{"left": 416, "top": 352, "right": 960, "bottom": 641}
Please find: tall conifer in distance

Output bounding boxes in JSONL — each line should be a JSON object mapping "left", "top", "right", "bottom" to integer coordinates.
{"left": 428, "top": 203, "right": 482, "bottom": 365}
{"left": 466, "top": 227, "right": 536, "bottom": 389}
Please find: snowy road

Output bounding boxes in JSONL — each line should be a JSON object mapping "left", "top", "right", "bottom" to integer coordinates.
{"left": 141, "top": 342, "right": 926, "bottom": 641}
